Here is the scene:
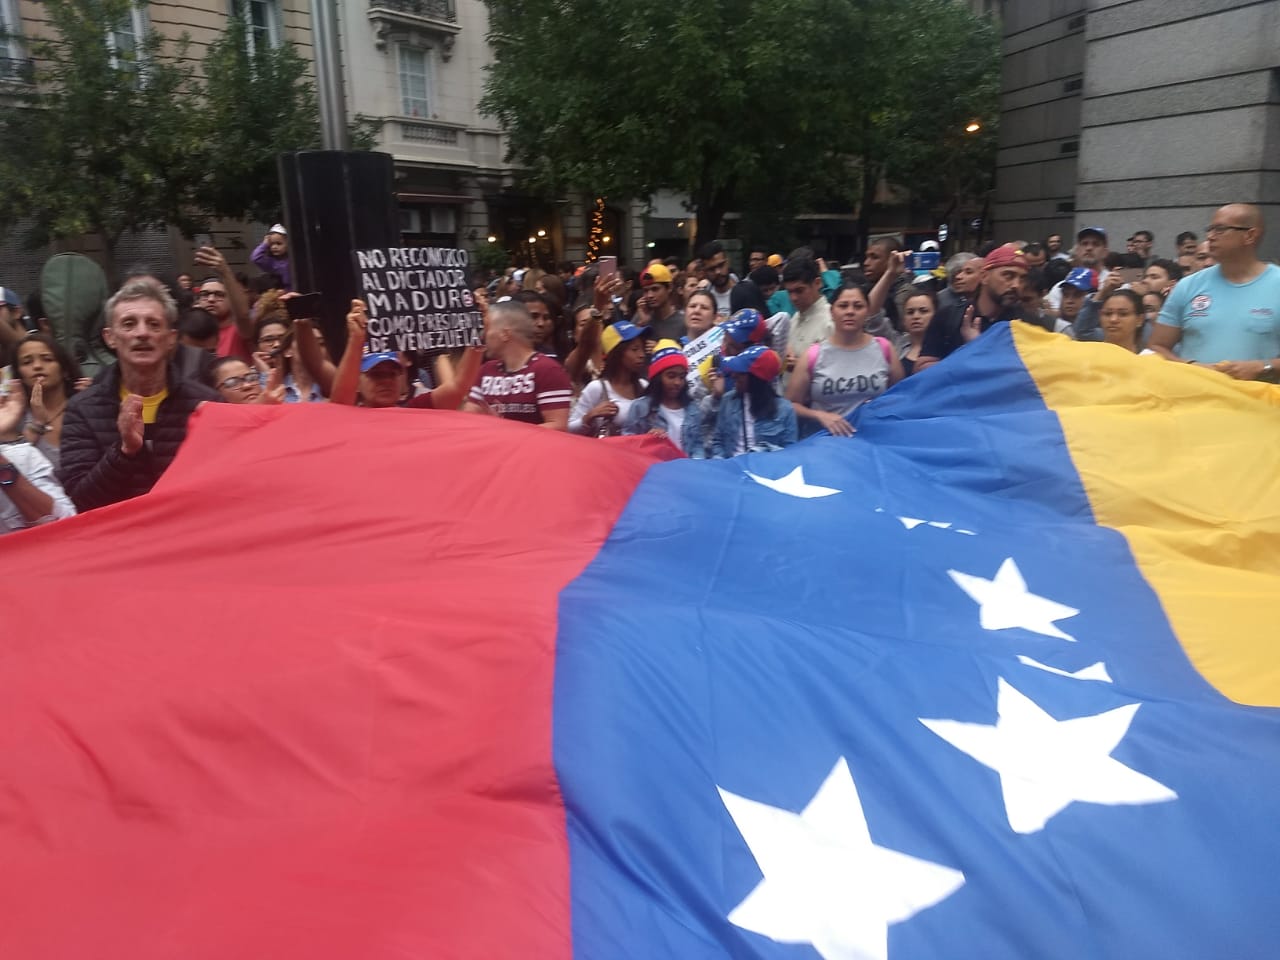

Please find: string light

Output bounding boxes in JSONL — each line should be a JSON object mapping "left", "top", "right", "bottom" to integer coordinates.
{"left": 586, "top": 196, "right": 605, "bottom": 262}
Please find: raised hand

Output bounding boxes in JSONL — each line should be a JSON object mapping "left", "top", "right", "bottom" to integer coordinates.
{"left": 959, "top": 304, "right": 981, "bottom": 343}
{"left": 118, "top": 394, "right": 144, "bottom": 456}
{"left": 257, "top": 363, "right": 286, "bottom": 404}
{"left": 346, "top": 299, "right": 368, "bottom": 341}
{"left": 0, "top": 381, "right": 26, "bottom": 436}
{"left": 193, "top": 245, "right": 229, "bottom": 274}
{"left": 592, "top": 279, "right": 611, "bottom": 313}
{"left": 29, "top": 380, "right": 48, "bottom": 424}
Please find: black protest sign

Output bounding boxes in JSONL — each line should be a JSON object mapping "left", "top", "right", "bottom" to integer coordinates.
{"left": 354, "top": 247, "right": 481, "bottom": 353}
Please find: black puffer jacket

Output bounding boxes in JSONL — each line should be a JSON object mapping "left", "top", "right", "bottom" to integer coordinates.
{"left": 58, "top": 361, "right": 222, "bottom": 512}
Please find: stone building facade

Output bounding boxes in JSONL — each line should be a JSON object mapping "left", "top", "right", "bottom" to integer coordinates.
{"left": 994, "top": 0, "right": 1280, "bottom": 259}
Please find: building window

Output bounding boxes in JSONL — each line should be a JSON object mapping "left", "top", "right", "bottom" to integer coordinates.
{"left": 398, "top": 46, "right": 431, "bottom": 119}
{"left": 400, "top": 204, "right": 458, "bottom": 244}
{"left": 107, "top": 4, "right": 147, "bottom": 73}
{"left": 231, "top": 0, "right": 282, "bottom": 55}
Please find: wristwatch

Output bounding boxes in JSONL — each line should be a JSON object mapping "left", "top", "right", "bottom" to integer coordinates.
{"left": 0, "top": 461, "right": 18, "bottom": 487}
{"left": 1261, "top": 362, "right": 1274, "bottom": 380}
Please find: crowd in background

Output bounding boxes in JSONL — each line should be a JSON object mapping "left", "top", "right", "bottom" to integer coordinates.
{"left": 1, "top": 202, "right": 1277, "bottom": 534}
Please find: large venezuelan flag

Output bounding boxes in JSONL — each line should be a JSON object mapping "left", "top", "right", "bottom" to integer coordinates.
{"left": 0, "top": 324, "right": 1276, "bottom": 959}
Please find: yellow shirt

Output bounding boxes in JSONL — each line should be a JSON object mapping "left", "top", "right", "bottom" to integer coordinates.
{"left": 120, "top": 386, "right": 169, "bottom": 425}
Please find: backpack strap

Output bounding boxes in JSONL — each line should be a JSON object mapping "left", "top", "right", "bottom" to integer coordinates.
{"left": 807, "top": 341, "right": 821, "bottom": 376}
{"left": 875, "top": 336, "right": 893, "bottom": 366}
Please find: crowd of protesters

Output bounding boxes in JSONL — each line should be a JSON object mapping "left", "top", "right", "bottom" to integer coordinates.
{"left": 1, "top": 203, "right": 1277, "bottom": 533}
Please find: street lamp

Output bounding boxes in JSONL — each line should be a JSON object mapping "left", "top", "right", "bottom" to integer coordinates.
{"left": 536, "top": 229, "right": 546, "bottom": 238}
{"left": 964, "top": 120, "right": 982, "bottom": 134}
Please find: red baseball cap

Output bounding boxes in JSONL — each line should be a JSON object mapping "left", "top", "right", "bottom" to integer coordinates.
{"left": 983, "top": 244, "right": 1029, "bottom": 271}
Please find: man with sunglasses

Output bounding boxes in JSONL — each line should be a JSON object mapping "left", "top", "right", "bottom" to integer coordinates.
{"left": 1148, "top": 204, "right": 1280, "bottom": 380}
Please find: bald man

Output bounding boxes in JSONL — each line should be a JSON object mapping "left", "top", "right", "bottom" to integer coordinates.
{"left": 1148, "top": 204, "right": 1280, "bottom": 381}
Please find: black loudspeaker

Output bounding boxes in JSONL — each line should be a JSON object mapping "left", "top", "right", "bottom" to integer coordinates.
{"left": 278, "top": 150, "right": 399, "bottom": 361}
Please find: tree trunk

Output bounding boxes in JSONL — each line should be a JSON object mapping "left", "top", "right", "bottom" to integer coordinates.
{"left": 856, "top": 153, "right": 879, "bottom": 258}
{"left": 99, "top": 227, "right": 121, "bottom": 289}
{"left": 692, "top": 148, "right": 733, "bottom": 254}
{"left": 694, "top": 200, "right": 727, "bottom": 253}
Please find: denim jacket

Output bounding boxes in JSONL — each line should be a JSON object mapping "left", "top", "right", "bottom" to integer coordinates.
{"left": 711, "top": 387, "right": 797, "bottom": 458}
{"left": 622, "top": 396, "right": 706, "bottom": 458}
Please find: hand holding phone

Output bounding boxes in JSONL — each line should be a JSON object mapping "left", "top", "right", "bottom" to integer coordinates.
{"left": 286, "top": 292, "right": 323, "bottom": 320}
{"left": 598, "top": 256, "right": 617, "bottom": 281}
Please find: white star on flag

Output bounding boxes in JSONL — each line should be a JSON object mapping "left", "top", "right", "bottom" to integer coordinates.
{"left": 948, "top": 557, "right": 1079, "bottom": 641}
{"left": 920, "top": 678, "right": 1177, "bottom": 834}
{"left": 745, "top": 466, "right": 841, "bottom": 499}
{"left": 718, "top": 757, "right": 964, "bottom": 960}
{"left": 895, "top": 517, "right": 976, "bottom": 535}
{"left": 1018, "top": 655, "right": 1113, "bottom": 683}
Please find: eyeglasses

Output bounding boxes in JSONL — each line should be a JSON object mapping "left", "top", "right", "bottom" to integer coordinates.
{"left": 1205, "top": 224, "right": 1250, "bottom": 236}
{"left": 217, "top": 374, "right": 259, "bottom": 390}
{"left": 199, "top": 290, "right": 228, "bottom": 300}
{"left": 257, "top": 334, "right": 287, "bottom": 346}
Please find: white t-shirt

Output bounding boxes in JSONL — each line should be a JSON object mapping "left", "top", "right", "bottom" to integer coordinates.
{"left": 713, "top": 286, "right": 734, "bottom": 315}
{"left": 660, "top": 404, "right": 685, "bottom": 440}
{"left": 569, "top": 378, "right": 648, "bottom": 434}
{"left": 0, "top": 441, "right": 76, "bottom": 534}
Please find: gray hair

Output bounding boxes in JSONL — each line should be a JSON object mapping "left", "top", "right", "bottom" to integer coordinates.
{"left": 488, "top": 299, "right": 535, "bottom": 342}
{"left": 106, "top": 277, "right": 178, "bottom": 329}
{"left": 945, "top": 253, "right": 979, "bottom": 277}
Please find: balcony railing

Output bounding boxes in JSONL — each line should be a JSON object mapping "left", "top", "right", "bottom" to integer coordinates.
{"left": 400, "top": 121, "right": 459, "bottom": 146}
{"left": 0, "top": 57, "right": 35, "bottom": 83}
{"left": 368, "top": 0, "right": 456, "bottom": 22}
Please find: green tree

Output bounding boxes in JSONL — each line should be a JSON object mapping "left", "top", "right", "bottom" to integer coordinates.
{"left": 195, "top": 19, "right": 379, "bottom": 224}
{"left": 0, "top": 0, "right": 205, "bottom": 279}
{"left": 0, "top": 0, "right": 374, "bottom": 276}
{"left": 480, "top": 0, "right": 998, "bottom": 250}
{"left": 196, "top": 16, "right": 323, "bottom": 225}
{"left": 845, "top": 0, "right": 1000, "bottom": 252}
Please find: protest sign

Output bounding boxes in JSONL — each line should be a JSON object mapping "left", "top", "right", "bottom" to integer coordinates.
{"left": 683, "top": 325, "right": 725, "bottom": 387}
{"left": 354, "top": 247, "right": 481, "bottom": 353}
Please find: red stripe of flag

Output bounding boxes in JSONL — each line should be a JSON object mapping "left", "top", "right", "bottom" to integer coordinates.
{"left": 0, "top": 404, "right": 678, "bottom": 959}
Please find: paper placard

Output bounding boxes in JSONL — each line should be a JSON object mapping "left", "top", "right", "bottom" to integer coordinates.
{"left": 354, "top": 247, "right": 481, "bottom": 353}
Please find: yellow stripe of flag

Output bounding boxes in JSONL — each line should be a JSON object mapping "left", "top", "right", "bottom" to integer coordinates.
{"left": 1013, "top": 323, "right": 1280, "bottom": 707}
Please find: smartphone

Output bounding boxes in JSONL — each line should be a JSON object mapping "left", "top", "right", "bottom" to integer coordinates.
{"left": 598, "top": 256, "right": 617, "bottom": 280}
{"left": 194, "top": 233, "right": 213, "bottom": 251}
{"left": 286, "top": 292, "right": 323, "bottom": 320}
{"left": 1117, "top": 267, "right": 1145, "bottom": 286}
{"left": 909, "top": 251, "right": 941, "bottom": 272}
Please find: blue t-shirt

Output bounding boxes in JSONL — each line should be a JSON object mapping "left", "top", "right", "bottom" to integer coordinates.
{"left": 1157, "top": 263, "right": 1280, "bottom": 363}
